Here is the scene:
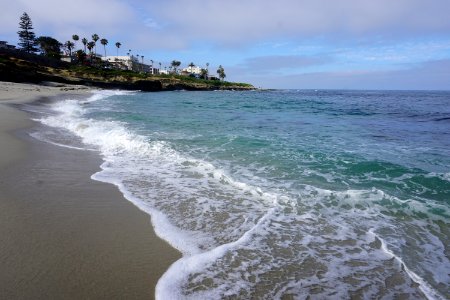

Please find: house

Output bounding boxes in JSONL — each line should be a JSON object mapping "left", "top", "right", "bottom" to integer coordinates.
{"left": 147, "top": 67, "right": 160, "bottom": 75}
{"left": 101, "top": 55, "right": 158, "bottom": 73}
{"left": 182, "top": 65, "right": 202, "bottom": 75}
{"left": 101, "top": 55, "right": 137, "bottom": 70}
{"left": 60, "top": 55, "right": 72, "bottom": 63}
{"left": 0, "top": 41, "right": 16, "bottom": 50}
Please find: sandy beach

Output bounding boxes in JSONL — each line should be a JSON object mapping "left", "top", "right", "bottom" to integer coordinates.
{"left": 0, "top": 82, "right": 180, "bottom": 299}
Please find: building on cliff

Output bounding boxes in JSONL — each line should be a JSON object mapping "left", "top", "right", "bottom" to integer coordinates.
{"left": 100, "top": 55, "right": 159, "bottom": 74}
{"left": 181, "top": 65, "right": 202, "bottom": 75}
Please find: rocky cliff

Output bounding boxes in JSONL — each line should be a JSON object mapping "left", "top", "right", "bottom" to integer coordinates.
{"left": 0, "top": 53, "right": 254, "bottom": 92}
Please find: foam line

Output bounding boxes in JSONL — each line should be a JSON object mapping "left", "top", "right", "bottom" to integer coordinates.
{"left": 368, "top": 229, "right": 445, "bottom": 300}
{"left": 29, "top": 131, "right": 97, "bottom": 151}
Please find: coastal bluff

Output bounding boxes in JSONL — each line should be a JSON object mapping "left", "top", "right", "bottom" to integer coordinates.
{"left": 0, "top": 51, "right": 254, "bottom": 92}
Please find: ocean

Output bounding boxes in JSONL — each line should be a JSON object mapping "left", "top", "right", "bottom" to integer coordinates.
{"left": 30, "top": 89, "right": 449, "bottom": 299}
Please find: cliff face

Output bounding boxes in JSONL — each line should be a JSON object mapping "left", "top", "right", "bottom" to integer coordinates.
{"left": 0, "top": 53, "right": 254, "bottom": 91}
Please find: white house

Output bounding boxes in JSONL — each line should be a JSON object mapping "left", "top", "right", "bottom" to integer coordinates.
{"left": 101, "top": 55, "right": 160, "bottom": 74}
{"left": 101, "top": 55, "right": 138, "bottom": 70}
{"left": 182, "top": 65, "right": 202, "bottom": 75}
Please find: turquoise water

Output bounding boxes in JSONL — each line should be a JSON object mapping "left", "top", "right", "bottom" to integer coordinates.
{"left": 37, "top": 89, "right": 449, "bottom": 299}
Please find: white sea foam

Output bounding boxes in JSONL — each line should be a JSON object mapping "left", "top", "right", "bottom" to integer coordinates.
{"left": 369, "top": 229, "right": 446, "bottom": 300}
{"left": 34, "top": 90, "right": 450, "bottom": 299}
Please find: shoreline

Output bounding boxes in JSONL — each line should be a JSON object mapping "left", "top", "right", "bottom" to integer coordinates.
{"left": 0, "top": 81, "right": 181, "bottom": 299}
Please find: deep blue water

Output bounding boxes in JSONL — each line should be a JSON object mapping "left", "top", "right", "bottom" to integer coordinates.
{"left": 37, "top": 89, "right": 450, "bottom": 299}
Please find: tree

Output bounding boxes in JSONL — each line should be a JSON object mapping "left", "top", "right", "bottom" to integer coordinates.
{"left": 91, "top": 33, "right": 99, "bottom": 55}
{"left": 100, "top": 38, "right": 108, "bottom": 57}
{"left": 217, "top": 65, "right": 226, "bottom": 81}
{"left": 64, "top": 40, "right": 75, "bottom": 60}
{"left": 75, "top": 49, "right": 86, "bottom": 63}
{"left": 188, "top": 62, "right": 195, "bottom": 73}
{"left": 87, "top": 41, "right": 95, "bottom": 62}
{"left": 115, "top": 42, "right": 121, "bottom": 56}
{"left": 72, "top": 34, "right": 79, "bottom": 49}
{"left": 200, "top": 68, "right": 208, "bottom": 79}
{"left": 171, "top": 60, "right": 181, "bottom": 74}
{"left": 17, "top": 12, "right": 38, "bottom": 53}
{"left": 36, "top": 36, "right": 62, "bottom": 59}
{"left": 81, "top": 37, "right": 88, "bottom": 53}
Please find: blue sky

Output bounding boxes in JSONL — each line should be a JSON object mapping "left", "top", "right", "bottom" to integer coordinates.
{"left": 1, "top": 0, "right": 450, "bottom": 90}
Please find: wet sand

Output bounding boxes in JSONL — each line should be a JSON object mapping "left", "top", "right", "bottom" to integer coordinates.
{"left": 0, "top": 82, "right": 181, "bottom": 299}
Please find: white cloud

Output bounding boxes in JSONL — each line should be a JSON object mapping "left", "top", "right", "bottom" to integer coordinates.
{"left": 143, "top": 18, "right": 161, "bottom": 29}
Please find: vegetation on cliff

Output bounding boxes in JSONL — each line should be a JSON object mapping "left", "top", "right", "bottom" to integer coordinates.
{"left": 0, "top": 53, "right": 254, "bottom": 91}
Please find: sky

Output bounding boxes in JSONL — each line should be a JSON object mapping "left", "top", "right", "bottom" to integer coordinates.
{"left": 1, "top": 0, "right": 450, "bottom": 90}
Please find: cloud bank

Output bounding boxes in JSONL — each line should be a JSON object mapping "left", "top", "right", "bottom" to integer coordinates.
{"left": 2, "top": 0, "right": 450, "bottom": 48}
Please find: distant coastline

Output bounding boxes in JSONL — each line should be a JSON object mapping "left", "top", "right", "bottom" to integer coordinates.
{"left": 0, "top": 49, "right": 255, "bottom": 92}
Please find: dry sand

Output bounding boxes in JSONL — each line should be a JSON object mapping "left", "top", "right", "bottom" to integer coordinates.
{"left": 0, "top": 82, "right": 180, "bottom": 299}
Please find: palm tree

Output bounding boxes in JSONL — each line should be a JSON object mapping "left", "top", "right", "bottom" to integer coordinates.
{"left": 200, "top": 68, "right": 208, "bottom": 79}
{"left": 188, "top": 62, "right": 195, "bottom": 74}
{"left": 81, "top": 37, "right": 88, "bottom": 53}
{"left": 100, "top": 38, "right": 108, "bottom": 57}
{"left": 171, "top": 60, "right": 181, "bottom": 74}
{"left": 115, "top": 42, "right": 121, "bottom": 56}
{"left": 217, "top": 65, "right": 226, "bottom": 81}
{"left": 92, "top": 34, "right": 99, "bottom": 55}
{"left": 87, "top": 41, "right": 95, "bottom": 62}
{"left": 65, "top": 41, "right": 75, "bottom": 61}
{"left": 135, "top": 54, "right": 139, "bottom": 71}
{"left": 72, "top": 34, "right": 79, "bottom": 49}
